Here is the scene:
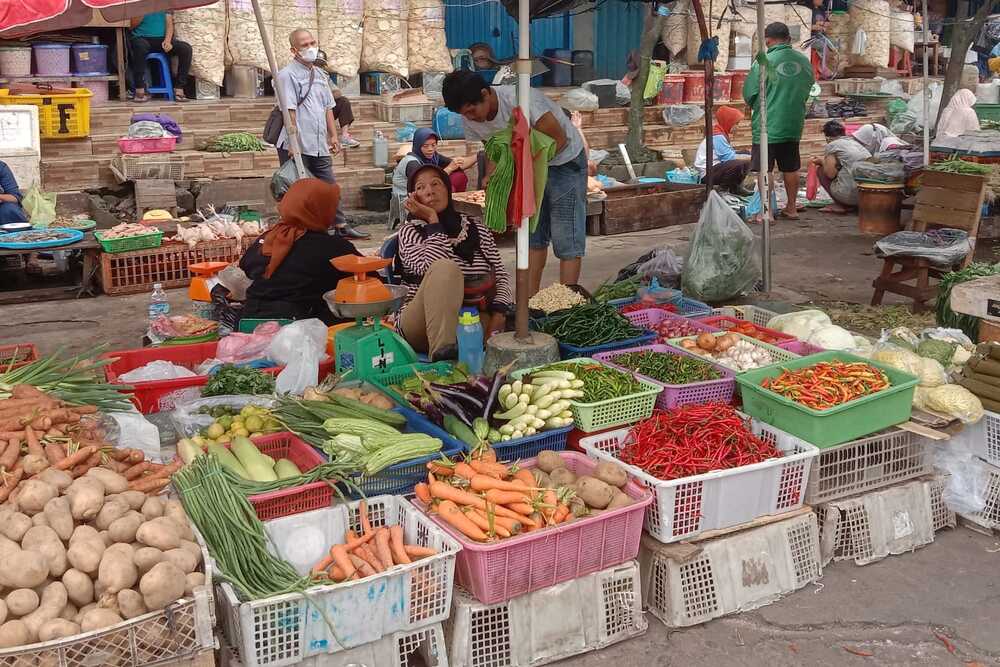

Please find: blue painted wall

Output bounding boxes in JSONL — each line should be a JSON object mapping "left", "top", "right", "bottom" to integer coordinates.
{"left": 592, "top": 0, "right": 646, "bottom": 79}
{"left": 444, "top": 1, "right": 573, "bottom": 60}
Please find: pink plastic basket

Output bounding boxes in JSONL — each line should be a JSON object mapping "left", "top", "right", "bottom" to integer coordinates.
{"left": 624, "top": 309, "right": 720, "bottom": 344}
{"left": 239, "top": 432, "right": 331, "bottom": 520}
{"left": 118, "top": 135, "right": 177, "bottom": 154}
{"left": 778, "top": 340, "right": 825, "bottom": 355}
{"left": 593, "top": 344, "right": 736, "bottom": 410}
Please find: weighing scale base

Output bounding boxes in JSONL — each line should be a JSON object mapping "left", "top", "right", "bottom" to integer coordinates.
{"left": 335, "top": 323, "right": 418, "bottom": 382}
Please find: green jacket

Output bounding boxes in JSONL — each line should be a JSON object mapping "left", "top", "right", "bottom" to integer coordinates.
{"left": 743, "top": 43, "right": 815, "bottom": 144}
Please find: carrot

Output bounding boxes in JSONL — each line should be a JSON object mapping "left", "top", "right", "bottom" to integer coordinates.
{"left": 0, "top": 397, "right": 57, "bottom": 411}
{"left": 465, "top": 508, "right": 511, "bottom": 538}
{"left": 1, "top": 438, "right": 21, "bottom": 469}
{"left": 0, "top": 431, "right": 25, "bottom": 441}
{"left": 358, "top": 500, "right": 373, "bottom": 536}
{"left": 123, "top": 462, "right": 154, "bottom": 480}
{"left": 552, "top": 503, "right": 571, "bottom": 524}
{"left": 344, "top": 529, "right": 357, "bottom": 542}
{"left": 484, "top": 488, "right": 532, "bottom": 506}
{"left": 389, "top": 527, "right": 412, "bottom": 565}
{"left": 469, "top": 475, "right": 539, "bottom": 494}
{"left": 374, "top": 528, "right": 394, "bottom": 570}
{"left": 0, "top": 417, "right": 28, "bottom": 432}
{"left": 29, "top": 416, "right": 51, "bottom": 432}
{"left": 428, "top": 481, "right": 528, "bottom": 521}
{"left": 325, "top": 565, "right": 347, "bottom": 581}
{"left": 513, "top": 468, "right": 536, "bottom": 488}
{"left": 36, "top": 409, "right": 73, "bottom": 425}
{"left": 453, "top": 462, "right": 477, "bottom": 480}
{"left": 44, "top": 428, "right": 64, "bottom": 439}
{"left": 343, "top": 530, "right": 378, "bottom": 553}
{"left": 355, "top": 544, "right": 385, "bottom": 573}
{"left": 349, "top": 554, "right": 376, "bottom": 578}
{"left": 413, "top": 482, "right": 432, "bottom": 504}
{"left": 403, "top": 545, "right": 438, "bottom": 558}
{"left": 485, "top": 513, "right": 523, "bottom": 535}
{"left": 507, "top": 502, "right": 536, "bottom": 517}
{"left": 426, "top": 462, "right": 454, "bottom": 476}
{"left": 11, "top": 385, "right": 48, "bottom": 400}
{"left": 69, "top": 405, "right": 98, "bottom": 414}
{"left": 311, "top": 554, "right": 334, "bottom": 576}
{"left": 542, "top": 489, "right": 558, "bottom": 523}
{"left": 329, "top": 544, "right": 356, "bottom": 580}
{"left": 427, "top": 471, "right": 436, "bottom": 485}
{"left": 437, "top": 500, "right": 489, "bottom": 541}
{"left": 127, "top": 477, "right": 171, "bottom": 493}
{"left": 0, "top": 468, "right": 24, "bottom": 502}
{"left": 471, "top": 446, "right": 498, "bottom": 463}
{"left": 469, "top": 460, "right": 509, "bottom": 479}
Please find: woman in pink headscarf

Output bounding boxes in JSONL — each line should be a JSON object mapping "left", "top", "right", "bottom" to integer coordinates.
{"left": 937, "top": 89, "right": 981, "bottom": 138}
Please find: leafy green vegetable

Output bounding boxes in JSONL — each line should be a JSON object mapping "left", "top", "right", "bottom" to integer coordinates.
{"left": 203, "top": 365, "right": 275, "bottom": 397}
{"left": 205, "top": 132, "right": 265, "bottom": 153}
{"left": 916, "top": 339, "right": 956, "bottom": 367}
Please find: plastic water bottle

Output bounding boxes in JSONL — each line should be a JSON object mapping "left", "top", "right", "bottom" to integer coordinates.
{"left": 456, "top": 308, "right": 484, "bottom": 374}
{"left": 373, "top": 130, "right": 388, "bottom": 168}
{"left": 148, "top": 283, "right": 170, "bottom": 324}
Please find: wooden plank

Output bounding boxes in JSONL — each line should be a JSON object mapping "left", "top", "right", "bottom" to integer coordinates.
{"left": 682, "top": 506, "right": 815, "bottom": 544}
{"left": 912, "top": 206, "right": 980, "bottom": 231}
{"left": 897, "top": 421, "right": 950, "bottom": 441}
{"left": 916, "top": 186, "right": 983, "bottom": 212}
{"left": 135, "top": 179, "right": 177, "bottom": 212}
{"left": 920, "top": 170, "right": 987, "bottom": 192}
{"left": 949, "top": 275, "right": 1000, "bottom": 323}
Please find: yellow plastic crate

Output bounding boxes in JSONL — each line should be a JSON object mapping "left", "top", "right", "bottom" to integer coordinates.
{"left": 0, "top": 87, "right": 91, "bottom": 139}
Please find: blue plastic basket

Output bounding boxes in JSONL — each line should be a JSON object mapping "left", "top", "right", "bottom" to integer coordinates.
{"left": 492, "top": 426, "right": 572, "bottom": 461}
{"left": 675, "top": 296, "right": 712, "bottom": 317}
{"left": 557, "top": 331, "right": 658, "bottom": 359}
{"left": 0, "top": 227, "right": 84, "bottom": 249}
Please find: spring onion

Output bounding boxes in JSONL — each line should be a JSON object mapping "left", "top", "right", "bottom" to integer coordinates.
{"left": 0, "top": 346, "right": 132, "bottom": 411}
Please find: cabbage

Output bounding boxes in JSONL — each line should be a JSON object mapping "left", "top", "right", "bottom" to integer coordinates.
{"left": 807, "top": 325, "right": 857, "bottom": 350}
{"left": 766, "top": 310, "right": 831, "bottom": 340}
{"left": 923, "top": 384, "right": 984, "bottom": 424}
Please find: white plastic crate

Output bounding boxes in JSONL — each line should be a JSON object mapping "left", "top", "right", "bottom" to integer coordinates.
{"left": 639, "top": 511, "right": 821, "bottom": 628}
{"left": 446, "top": 561, "right": 646, "bottom": 667}
{"left": 218, "top": 495, "right": 461, "bottom": 667}
{"left": 580, "top": 418, "right": 819, "bottom": 543}
{"left": 0, "top": 542, "right": 214, "bottom": 667}
{"left": 804, "top": 428, "right": 932, "bottom": 505}
{"left": 948, "top": 410, "right": 1000, "bottom": 467}
{"left": 815, "top": 476, "right": 954, "bottom": 566}
{"left": 221, "top": 623, "right": 449, "bottom": 667}
{"left": 953, "top": 457, "right": 1000, "bottom": 533}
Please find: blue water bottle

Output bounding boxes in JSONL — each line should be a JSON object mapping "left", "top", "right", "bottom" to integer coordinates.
{"left": 456, "top": 308, "right": 484, "bottom": 374}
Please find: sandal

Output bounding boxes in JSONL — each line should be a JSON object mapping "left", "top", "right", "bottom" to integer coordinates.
{"left": 133, "top": 93, "right": 150, "bottom": 103}
{"left": 174, "top": 92, "right": 190, "bottom": 102}
{"left": 818, "top": 205, "right": 850, "bottom": 214}
{"left": 775, "top": 210, "right": 800, "bottom": 220}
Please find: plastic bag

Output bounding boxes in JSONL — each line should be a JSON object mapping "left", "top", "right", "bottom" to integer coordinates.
{"left": 219, "top": 264, "right": 252, "bottom": 301}
{"left": 806, "top": 163, "right": 819, "bottom": 200}
{"left": 118, "top": 361, "right": 197, "bottom": 383}
{"left": 874, "top": 229, "right": 973, "bottom": 267}
{"left": 589, "top": 149, "right": 609, "bottom": 165}
{"left": 666, "top": 167, "right": 700, "bottom": 184}
{"left": 886, "top": 98, "right": 908, "bottom": 123}
{"left": 852, "top": 159, "right": 905, "bottom": 184}
{"left": 395, "top": 122, "right": 418, "bottom": 142}
{"left": 22, "top": 186, "right": 56, "bottom": 227}
{"left": 635, "top": 247, "right": 684, "bottom": 284}
{"left": 662, "top": 104, "right": 705, "bottom": 127}
{"left": 107, "top": 409, "right": 162, "bottom": 461}
{"left": 217, "top": 321, "right": 283, "bottom": 364}
{"left": 170, "top": 394, "right": 278, "bottom": 438}
{"left": 270, "top": 159, "right": 315, "bottom": 202}
{"left": 934, "top": 440, "right": 991, "bottom": 514}
{"left": 851, "top": 28, "right": 869, "bottom": 55}
{"left": 907, "top": 81, "right": 942, "bottom": 130}
{"left": 644, "top": 60, "right": 668, "bottom": 100}
{"left": 871, "top": 341, "right": 948, "bottom": 387}
{"left": 561, "top": 88, "right": 599, "bottom": 112}
{"left": 681, "top": 190, "right": 761, "bottom": 301}
{"left": 268, "top": 318, "right": 328, "bottom": 394}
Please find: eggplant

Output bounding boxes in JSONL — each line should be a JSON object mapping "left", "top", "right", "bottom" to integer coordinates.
{"left": 431, "top": 391, "right": 475, "bottom": 427}
{"left": 418, "top": 398, "right": 445, "bottom": 426}
{"left": 482, "top": 361, "right": 515, "bottom": 422}
{"left": 467, "top": 376, "right": 492, "bottom": 396}
{"left": 430, "top": 383, "right": 484, "bottom": 412}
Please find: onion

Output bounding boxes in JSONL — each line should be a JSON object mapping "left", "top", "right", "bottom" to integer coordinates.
{"left": 716, "top": 335, "right": 735, "bottom": 352}
{"left": 696, "top": 333, "right": 717, "bottom": 351}
{"left": 680, "top": 339, "right": 698, "bottom": 350}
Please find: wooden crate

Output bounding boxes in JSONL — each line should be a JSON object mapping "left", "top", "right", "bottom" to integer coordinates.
{"left": 589, "top": 183, "right": 705, "bottom": 235}
{"left": 100, "top": 237, "right": 256, "bottom": 296}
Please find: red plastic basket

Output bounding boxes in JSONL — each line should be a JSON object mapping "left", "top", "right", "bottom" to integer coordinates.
{"left": 412, "top": 451, "right": 652, "bottom": 604}
{"left": 118, "top": 135, "right": 177, "bottom": 154}
{"left": 698, "top": 315, "right": 796, "bottom": 347}
{"left": 242, "top": 432, "right": 331, "bottom": 520}
{"left": 0, "top": 343, "right": 39, "bottom": 371}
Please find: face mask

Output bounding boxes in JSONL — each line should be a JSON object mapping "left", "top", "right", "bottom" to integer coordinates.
{"left": 299, "top": 46, "right": 319, "bottom": 62}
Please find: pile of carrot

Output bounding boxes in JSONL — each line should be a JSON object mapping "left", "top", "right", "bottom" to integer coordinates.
{"left": 413, "top": 447, "right": 574, "bottom": 542}
{"left": 0, "top": 384, "right": 179, "bottom": 503}
{"left": 311, "top": 500, "right": 438, "bottom": 582}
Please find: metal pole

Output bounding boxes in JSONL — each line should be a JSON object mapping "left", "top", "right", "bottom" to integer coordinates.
{"left": 689, "top": 0, "right": 715, "bottom": 189}
{"left": 756, "top": 0, "right": 772, "bottom": 292}
{"left": 514, "top": 0, "right": 531, "bottom": 340}
{"left": 921, "top": 0, "right": 930, "bottom": 164}
{"left": 250, "top": 0, "right": 307, "bottom": 179}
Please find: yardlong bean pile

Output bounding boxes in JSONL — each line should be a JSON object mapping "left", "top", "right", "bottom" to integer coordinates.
{"left": 762, "top": 361, "right": 890, "bottom": 411}
{"left": 593, "top": 277, "right": 641, "bottom": 303}
{"left": 535, "top": 303, "right": 646, "bottom": 347}
{"left": 539, "top": 361, "right": 645, "bottom": 403}
{"left": 610, "top": 351, "right": 721, "bottom": 385}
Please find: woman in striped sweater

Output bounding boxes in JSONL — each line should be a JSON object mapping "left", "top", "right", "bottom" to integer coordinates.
{"left": 397, "top": 165, "right": 513, "bottom": 359}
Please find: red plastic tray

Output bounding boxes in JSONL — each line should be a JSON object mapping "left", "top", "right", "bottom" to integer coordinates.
{"left": 118, "top": 136, "right": 177, "bottom": 154}
{"left": 242, "top": 432, "right": 331, "bottom": 520}
{"left": 0, "top": 343, "right": 38, "bottom": 371}
{"left": 698, "top": 315, "right": 796, "bottom": 346}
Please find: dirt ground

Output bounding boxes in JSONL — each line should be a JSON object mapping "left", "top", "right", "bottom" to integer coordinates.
{"left": 2, "top": 210, "right": 998, "bottom": 666}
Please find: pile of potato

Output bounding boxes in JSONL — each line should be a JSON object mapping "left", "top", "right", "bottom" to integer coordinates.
{"left": 0, "top": 466, "right": 205, "bottom": 650}
{"left": 533, "top": 450, "right": 634, "bottom": 515}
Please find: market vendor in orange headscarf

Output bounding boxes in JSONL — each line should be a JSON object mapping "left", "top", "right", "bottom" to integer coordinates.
{"left": 693, "top": 105, "right": 752, "bottom": 194}
{"left": 239, "top": 178, "right": 360, "bottom": 325}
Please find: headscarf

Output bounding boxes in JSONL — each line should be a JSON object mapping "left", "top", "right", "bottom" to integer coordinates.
{"left": 407, "top": 164, "right": 479, "bottom": 264}
{"left": 410, "top": 128, "right": 442, "bottom": 166}
{"left": 937, "top": 89, "right": 981, "bottom": 138}
{"left": 712, "top": 106, "right": 744, "bottom": 140}
{"left": 852, "top": 123, "right": 893, "bottom": 153}
{"left": 262, "top": 178, "right": 340, "bottom": 278}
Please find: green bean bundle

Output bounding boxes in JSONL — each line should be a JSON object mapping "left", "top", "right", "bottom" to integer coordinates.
{"left": 593, "top": 277, "right": 641, "bottom": 303}
{"left": 535, "top": 303, "right": 646, "bottom": 347}
{"left": 206, "top": 132, "right": 266, "bottom": 153}
{"left": 927, "top": 157, "right": 992, "bottom": 175}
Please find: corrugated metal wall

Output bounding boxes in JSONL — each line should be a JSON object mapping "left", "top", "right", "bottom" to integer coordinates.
{"left": 593, "top": 0, "right": 646, "bottom": 78}
{"left": 445, "top": 1, "right": 573, "bottom": 59}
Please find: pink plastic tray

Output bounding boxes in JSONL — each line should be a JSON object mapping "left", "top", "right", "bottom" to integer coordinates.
{"left": 411, "top": 451, "right": 651, "bottom": 604}
{"left": 118, "top": 135, "right": 177, "bottom": 154}
{"left": 624, "top": 308, "right": 720, "bottom": 344}
{"left": 594, "top": 344, "right": 736, "bottom": 410}
{"left": 778, "top": 340, "right": 825, "bottom": 355}
{"left": 240, "top": 432, "right": 330, "bottom": 520}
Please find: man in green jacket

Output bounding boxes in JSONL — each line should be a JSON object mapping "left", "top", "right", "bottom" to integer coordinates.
{"left": 743, "top": 22, "right": 815, "bottom": 220}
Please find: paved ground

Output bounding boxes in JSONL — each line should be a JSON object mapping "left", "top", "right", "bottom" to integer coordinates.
{"left": 2, "top": 209, "right": 999, "bottom": 665}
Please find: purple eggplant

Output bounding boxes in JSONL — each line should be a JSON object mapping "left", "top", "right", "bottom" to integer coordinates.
{"left": 430, "top": 382, "right": 484, "bottom": 412}
{"left": 431, "top": 390, "right": 475, "bottom": 427}
{"left": 482, "top": 361, "right": 516, "bottom": 422}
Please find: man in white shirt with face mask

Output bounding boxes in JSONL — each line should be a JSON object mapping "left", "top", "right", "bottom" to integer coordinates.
{"left": 274, "top": 28, "right": 369, "bottom": 239}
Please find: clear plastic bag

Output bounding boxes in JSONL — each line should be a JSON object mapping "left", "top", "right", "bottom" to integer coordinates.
{"left": 217, "top": 321, "right": 283, "bottom": 364}
{"left": 561, "top": 88, "right": 599, "bottom": 112}
{"left": 874, "top": 229, "right": 973, "bottom": 266}
{"left": 219, "top": 264, "right": 252, "bottom": 301}
{"left": 907, "top": 81, "right": 942, "bottom": 130}
{"left": 662, "top": 104, "right": 705, "bottom": 127}
{"left": 681, "top": 190, "right": 761, "bottom": 301}
{"left": 106, "top": 409, "right": 162, "bottom": 461}
{"left": 852, "top": 159, "right": 905, "bottom": 184}
{"left": 934, "top": 439, "right": 991, "bottom": 514}
{"left": 268, "top": 318, "right": 328, "bottom": 394}
{"left": 170, "top": 394, "right": 278, "bottom": 438}
{"left": 636, "top": 247, "right": 684, "bottom": 284}
{"left": 270, "top": 159, "right": 315, "bottom": 202}
{"left": 118, "top": 360, "right": 197, "bottom": 383}
{"left": 22, "top": 186, "right": 56, "bottom": 227}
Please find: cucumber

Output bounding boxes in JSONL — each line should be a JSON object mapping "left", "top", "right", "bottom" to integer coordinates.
{"left": 328, "top": 394, "right": 407, "bottom": 426}
{"left": 443, "top": 414, "right": 479, "bottom": 448}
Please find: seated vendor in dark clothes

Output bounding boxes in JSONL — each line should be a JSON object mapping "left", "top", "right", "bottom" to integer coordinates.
{"left": 239, "top": 178, "right": 359, "bottom": 325}
{"left": 0, "top": 161, "right": 28, "bottom": 224}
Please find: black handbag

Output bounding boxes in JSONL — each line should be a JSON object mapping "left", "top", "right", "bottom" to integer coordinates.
{"left": 263, "top": 67, "right": 315, "bottom": 145}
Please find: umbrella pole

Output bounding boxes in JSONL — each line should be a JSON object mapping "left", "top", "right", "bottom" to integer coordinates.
{"left": 250, "top": 0, "right": 307, "bottom": 179}
{"left": 514, "top": 0, "right": 531, "bottom": 340}
{"left": 921, "top": 0, "right": 929, "bottom": 164}
{"left": 756, "top": 0, "right": 771, "bottom": 292}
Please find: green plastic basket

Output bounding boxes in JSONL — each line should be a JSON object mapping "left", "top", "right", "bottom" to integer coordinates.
{"left": 512, "top": 358, "right": 662, "bottom": 433}
{"left": 665, "top": 332, "right": 799, "bottom": 373}
{"left": 734, "top": 351, "right": 918, "bottom": 448}
{"left": 94, "top": 229, "right": 164, "bottom": 253}
{"left": 366, "top": 361, "right": 458, "bottom": 406}
{"left": 974, "top": 103, "right": 1000, "bottom": 123}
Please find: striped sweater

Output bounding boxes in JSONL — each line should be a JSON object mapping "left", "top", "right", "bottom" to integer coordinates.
{"left": 397, "top": 216, "right": 514, "bottom": 310}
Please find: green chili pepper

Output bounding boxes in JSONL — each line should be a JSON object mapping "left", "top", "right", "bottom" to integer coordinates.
{"left": 611, "top": 351, "right": 721, "bottom": 385}
{"left": 534, "top": 303, "right": 646, "bottom": 348}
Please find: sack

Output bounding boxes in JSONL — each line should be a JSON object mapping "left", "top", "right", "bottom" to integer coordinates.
{"left": 561, "top": 88, "right": 599, "bottom": 112}
{"left": 270, "top": 159, "right": 315, "bottom": 201}
{"left": 662, "top": 104, "right": 704, "bottom": 127}
{"left": 806, "top": 163, "right": 819, "bottom": 200}
{"left": 22, "top": 186, "right": 56, "bottom": 227}
{"left": 852, "top": 159, "right": 905, "bottom": 184}
{"left": 682, "top": 190, "right": 761, "bottom": 301}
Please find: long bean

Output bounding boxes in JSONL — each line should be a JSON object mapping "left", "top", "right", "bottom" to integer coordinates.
{"left": 535, "top": 303, "right": 645, "bottom": 348}
{"left": 593, "top": 277, "right": 642, "bottom": 303}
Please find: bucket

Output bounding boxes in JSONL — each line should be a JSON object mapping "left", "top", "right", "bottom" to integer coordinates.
{"left": 712, "top": 72, "right": 733, "bottom": 102}
{"left": 682, "top": 72, "right": 705, "bottom": 103}
{"left": 729, "top": 70, "right": 749, "bottom": 98}
{"left": 571, "top": 50, "right": 594, "bottom": 86}
{"left": 591, "top": 83, "right": 617, "bottom": 109}
{"left": 32, "top": 43, "right": 71, "bottom": 76}
{"left": 71, "top": 44, "right": 108, "bottom": 75}
{"left": 857, "top": 183, "right": 904, "bottom": 236}
{"left": 361, "top": 184, "right": 392, "bottom": 212}
{"left": 658, "top": 75, "right": 684, "bottom": 105}
{"left": 0, "top": 47, "right": 32, "bottom": 77}
{"left": 74, "top": 78, "right": 108, "bottom": 105}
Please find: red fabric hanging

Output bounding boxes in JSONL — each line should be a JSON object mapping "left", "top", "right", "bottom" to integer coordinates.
{"left": 506, "top": 106, "right": 537, "bottom": 229}
{"left": 1, "top": 0, "right": 214, "bottom": 38}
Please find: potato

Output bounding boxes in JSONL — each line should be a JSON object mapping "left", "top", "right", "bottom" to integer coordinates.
{"left": 574, "top": 476, "right": 616, "bottom": 510}
{"left": 70, "top": 525, "right": 101, "bottom": 546}
{"left": 593, "top": 461, "right": 628, "bottom": 489}
{"left": 62, "top": 569, "right": 94, "bottom": 607}
{"left": 85, "top": 468, "right": 129, "bottom": 494}
{"left": 80, "top": 608, "right": 122, "bottom": 633}
{"left": 134, "top": 547, "right": 164, "bottom": 575}
{"left": 17, "top": 480, "right": 57, "bottom": 515}
{"left": 0, "top": 620, "right": 28, "bottom": 648}
{"left": 117, "top": 490, "right": 147, "bottom": 511}
{"left": 139, "top": 562, "right": 185, "bottom": 611}
{"left": 23, "top": 526, "right": 68, "bottom": 578}
{"left": 108, "top": 512, "right": 144, "bottom": 544}
{"left": 66, "top": 478, "right": 104, "bottom": 521}
{"left": 117, "top": 590, "right": 147, "bottom": 620}
{"left": 6, "top": 589, "right": 39, "bottom": 617}
{"left": 136, "top": 517, "right": 182, "bottom": 551}
{"left": 59, "top": 603, "right": 78, "bottom": 622}
{"left": 74, "top": 603, "right": 96, "bottom": 624}
{"left": 163, "top": 500, "right": 195, "bottom": 541}
{"left": 38, "top": 618, "right": 80, "bottom": 642}
{"left": 95, "top": 500, "right": 129, "bottom": 531}
{"left": 184, "top": 572, "right": 205, "bottom": 597}
{"left": 548, "top": 467, "right": 577, "bottom": 487}
{"left": 0, "top": 600, "right": 6, "bottom": 626}
{"left": 22, "top": 582, "right": 67, "bottom": 641}
{"left": 41, "top": 497, "right": 73, "bottom": 542}
{"left": 0, "top": 549, "right": 50, "bottom": 589}
{"left": 35, "top": 468, "right": 72, "bottom": 492}
{"left": 178, "top": 540, "right": 203, "bottom": 565}
{"left": 21, "top": 454, "right": 49, "bottom": 476}
{"left": 535, "top": 450, "right": 564, "bottom": 473}
{"left": 606, "top": 490, "right": 634, "bottom": 510}
{"left": 163, "top": 548, "right": 198, "bottom": 575}
{"left": 0, "top": 511, "right": 31, "bottom": 542}
{"left": 140, "top": 496, "right": 164, "bottom": 520}
{"left": 31, "top": 512, "right": 49, "bottom": 528}
{"left": 0, "top": 534, "right": 18, "bottom": 558}
{"left": 531, "top": 470, "right": 552, "bottom": 488}
{"left": 67, "top": 538, "right": 105, "bottom": 575}
{"left": 98, "top": 547, "right": 138, "bottom": 594}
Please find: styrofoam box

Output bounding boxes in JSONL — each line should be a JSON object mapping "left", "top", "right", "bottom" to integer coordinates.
{"left": 217, "top": 495, "right": 461, "bottom": 667}
{"left": 948, "top": 409, "right": 1000, "bottom": 467}
{"left": 640, "top": 511, "right": 822, "bottom": 628}
{"left": 815, "top": 476, "right": 955, "bottom": 567}
{"left": 580, "top": 417, "right": 819, "bottom": 543}
{"left": 0, "top": 104, "right": 40, "bottom": 153}
{"left": 446, "top": 561, "right": 646, "bottom": 667}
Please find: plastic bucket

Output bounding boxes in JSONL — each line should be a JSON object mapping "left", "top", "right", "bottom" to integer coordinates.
{"left": 592, "top": 82, "right": 617, "bottom": 108}
{"left": 74, "top": 78, "right": 108, "bottom": 105}
{"left": 0, "top": 47, "right": 31, "bottom": 77}
{"left": 712, "top": 72, "right": 733, "bottom": 102}
{"left": 729, "top": 70, "right": 749, "bottom": 98}
{"left": 682, "top": 72, "right": 705, "bottom": 103}
{"left": 857, "top": 183, "right": 903, "bottom": 236}
{"left": 71, "top": 44, "right": 108, "bottom": 75}
{"left": 658, "top": 75, "right": 684, "bottom": 105}
{"left": 361, "top": 184, "right": 392, "bottom": 212}
{"left": 33, "top": 43, "right": 71, "bottom": 76}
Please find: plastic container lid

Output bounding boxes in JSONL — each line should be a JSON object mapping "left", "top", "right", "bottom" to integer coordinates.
{"left": 458, "top": 309, "right": 480, "bottom": 325}
{"left": 637, "top": 177, "right": 666, "bottom": 184}
{"left": 33, "top": 43, "right": 71, "bottom": 49}
{"left": 71, "top": 44, "right": 108, "bottom": 50}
